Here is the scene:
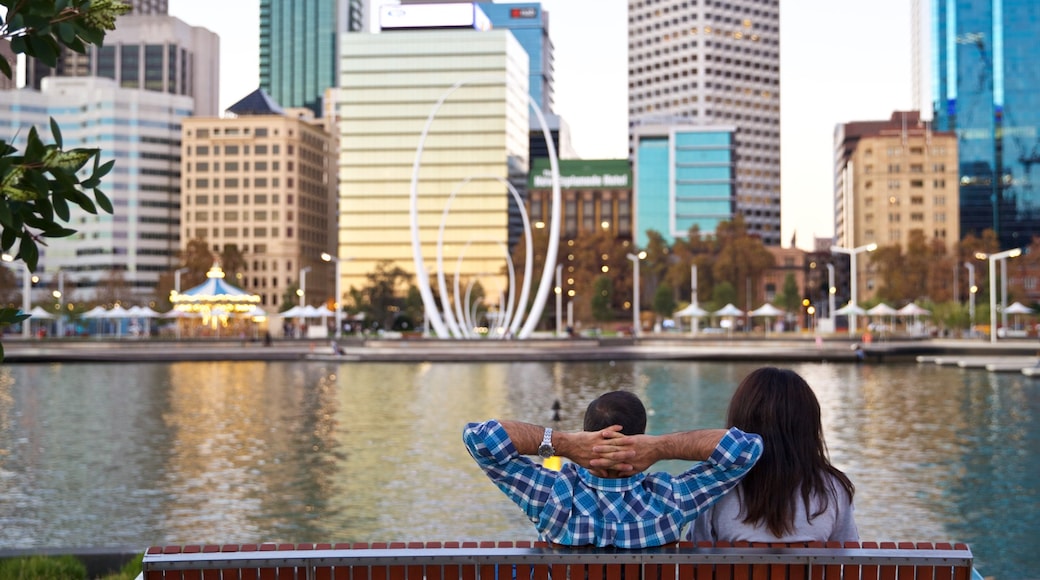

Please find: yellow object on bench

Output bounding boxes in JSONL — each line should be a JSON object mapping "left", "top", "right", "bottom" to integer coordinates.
{"left": 142, "top": 540, "right": 974, "bottom": 580}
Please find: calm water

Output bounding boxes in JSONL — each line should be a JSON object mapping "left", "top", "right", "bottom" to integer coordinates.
{"left": 0, "top": 359, "right": 1036, "bottom": 578}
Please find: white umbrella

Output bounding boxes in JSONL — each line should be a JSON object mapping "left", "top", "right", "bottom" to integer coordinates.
{"left": 82, "top": 305, "right": 109, "bottom": 318}
{"left": 675, "top": 303, "right": 708, "bottom": 317}
{"left": 713, "top": 303, "right": 744, "bottom": 317}
{"left": 280, "top": 305, "right": 308, "bottom": 318}
{"left": 896, "top": 302, "right": 931, "bottom": 316}
{"left": 127, "top": 305, "right": 161, "bottom": 318}
{"left": 834, "top": 302, "right": 867, "bottom": 316}
{"left": 867, "top": 303, "right": 898, "bottom": 316}
{"left": 749, "top": 303, "right": 785, "bottom": 317}
{"left": 1005, "top": 301, "right": 1033, "bottom": 314}
{"left": 29, "top": 305, "right": 55, "bottom": 319}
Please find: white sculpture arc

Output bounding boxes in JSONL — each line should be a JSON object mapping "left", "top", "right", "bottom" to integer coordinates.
{"left": 409, "top": 78, "right": 561, "bottom": 339}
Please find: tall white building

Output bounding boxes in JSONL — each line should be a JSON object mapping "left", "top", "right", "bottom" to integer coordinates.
{"left": 25, "top": 14, "right": 220, "bottom": 117}
{"left": 0, "top": 77, "right": 193, "bottom": 304}
{"left": 628, "top": 0, "right": 781, "bottom": 245}
{"left": 336, "top": 27, "right": 529, "bottom": 299}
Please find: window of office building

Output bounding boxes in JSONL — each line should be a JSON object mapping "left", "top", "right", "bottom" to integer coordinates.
{"left": 120, "top": 45, "right": 139, "bottom": 86}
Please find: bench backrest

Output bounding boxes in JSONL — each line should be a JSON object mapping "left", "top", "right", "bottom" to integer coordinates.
{"left": 142, "top": 541, "right": 974, "bottom": 580}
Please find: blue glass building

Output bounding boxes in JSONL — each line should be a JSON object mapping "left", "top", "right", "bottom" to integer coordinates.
{"left": 633, "top": 126, "right": 736, "bottom": 248}
{"left": 259, "top": 0, "right": 365, "bottom": 117}
{"left": 932, "top": 0, "right": 1040, "bottom": 249}
{"left": 476, "top": 2, "right": 554, "bottom": 112}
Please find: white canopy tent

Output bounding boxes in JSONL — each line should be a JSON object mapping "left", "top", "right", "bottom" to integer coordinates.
{"left": 712, "top": 303, "right": 744, "bottom": 334}
{"left": 749, "top": 303, "right": 785, "bottom": 335}
{"left": 674, "top": 303, "right": 708, "bottom": 334}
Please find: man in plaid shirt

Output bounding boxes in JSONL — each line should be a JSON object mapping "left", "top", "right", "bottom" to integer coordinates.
{"left": 463, "top": 391, "right": 763, "bottom": 548}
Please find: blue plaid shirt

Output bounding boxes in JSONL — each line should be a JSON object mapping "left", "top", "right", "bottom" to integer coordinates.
{"left": 463, "top": 420, "right": 763, "bottom": 548}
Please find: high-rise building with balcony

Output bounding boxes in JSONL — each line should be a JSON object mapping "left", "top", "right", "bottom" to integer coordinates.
{"left": 932, "top": 0, "right": 1040, "bottom": 250}
{"left": 627, "top": 0, "right": 780, "bottom": 246}
{"left": 0, "top": 77, "right": 192, "bottom": 303}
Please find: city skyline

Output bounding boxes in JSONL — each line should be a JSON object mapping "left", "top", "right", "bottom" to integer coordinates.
{"left": 167, "top": 0, "right": 917, "bottom": 251}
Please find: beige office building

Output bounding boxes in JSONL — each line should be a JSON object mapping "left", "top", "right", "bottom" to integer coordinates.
{"left": 336, "top": 29, "right": 529, "bottom": 299}
{"left": 181, "top": 90, "right": 337, "bottom": 310}
{"left": 834, "top": 111, "right": 959, "bottom": 301}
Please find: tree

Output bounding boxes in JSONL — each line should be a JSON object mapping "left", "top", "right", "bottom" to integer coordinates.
{"left": 0, "top": 0, "right": 129, "bottom": 356}
{"left": 711, "top": 217, "right": 775, "bottom": 308}
{"left": 774, "top": 273, "right": 801, "bottom": 313}
{"left": 590, "top": 274, "right": 613, "bottom": 323}
{"left": 220, "top": 244, "right": 247, "bottom": 284}
{"left": 652, "top": 283, "right": 676, "bottom": 326}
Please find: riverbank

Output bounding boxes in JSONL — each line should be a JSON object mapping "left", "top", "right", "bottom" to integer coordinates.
{"left": 2, "top": 334, "right": 1038, "bottom": 364}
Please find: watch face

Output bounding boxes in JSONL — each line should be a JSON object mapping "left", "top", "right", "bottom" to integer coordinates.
{"left": 538, "top": 444, "right": 554, "bottom": 458}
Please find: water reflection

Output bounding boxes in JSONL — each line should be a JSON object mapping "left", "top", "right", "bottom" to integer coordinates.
{"left": 0, "top": 360, "right": 1035, "bottom": 579}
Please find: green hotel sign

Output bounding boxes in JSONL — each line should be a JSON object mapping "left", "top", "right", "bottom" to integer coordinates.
{"left": 529, "top": 159, "right": 631, "bottom": 190}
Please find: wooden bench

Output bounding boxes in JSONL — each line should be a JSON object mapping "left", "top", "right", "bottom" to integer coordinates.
{"left": 141, "top": 540, "right": 975, "bottom": 580}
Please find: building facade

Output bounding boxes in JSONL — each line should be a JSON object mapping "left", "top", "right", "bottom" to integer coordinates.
{"left": 932, "top": 0, "right": 1040, "bottom": 250}
{"left": 24, "top": 14, "right": 220, "bottom": 117}
{"left": 260, "top": 0, "right": 365, "bottom": 117}
{"left": 834, "top": 111, "right": 959, "bottom": 302}
{"left": 628, "top": 0, "right": 781, "bottom": 245}
{"left": 527, "top": 158, "right": 633, "bottom": 240}
{"left": 180, "top": 90, "right": 337, "bottom": 310}
{"left": 473, "top": 2, "right": 554, "bottom": 113}
{"left": 0, "top": 77, "right": 192, "bottom": 303}
{"left": 632, "top": 125, "right": 736, "bottom": 248}
{"left": 336, "top": 29, "right": 529, "bottom": 300}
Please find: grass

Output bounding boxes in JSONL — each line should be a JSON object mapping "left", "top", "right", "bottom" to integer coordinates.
{"left": 0, "top": 553, "right": 142, "bottom": 580}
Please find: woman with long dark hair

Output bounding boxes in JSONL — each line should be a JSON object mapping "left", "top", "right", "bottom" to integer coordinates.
{"left": 690, "top": 367, "right": 858, "bottom": 542}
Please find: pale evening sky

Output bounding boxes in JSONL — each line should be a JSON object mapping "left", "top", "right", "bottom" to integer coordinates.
{"left": 168, "top": 0, "right": 920, "bottom": 251}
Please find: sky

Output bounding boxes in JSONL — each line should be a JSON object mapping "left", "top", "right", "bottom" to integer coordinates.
{"left": 168, "top": 0, "right": 919, "bottom": 251}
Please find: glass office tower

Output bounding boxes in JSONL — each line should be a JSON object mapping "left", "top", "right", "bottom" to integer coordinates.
{"left": 932, "top": 0, "right": 1040, "bottom": 249}
{"left": 259, "top": 0, "right": 365, "bottom": 117}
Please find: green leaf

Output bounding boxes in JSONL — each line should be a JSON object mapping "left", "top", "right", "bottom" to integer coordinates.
{"left": 0, "top": 201, "right": 12, "bottom": 229}
{"left": 52, "top": 191, "right": 70, "bottom": 221}
{"left": 24, "top": 127, "right": 45, "bottom": 160}
{"left": 94, "top": 158, "right": 114, "bottom": 178}
{"left": 20, "top": 233, "right": 38, "bottom": 271}
{"left": 49, "top": 118, "right": 63, "bottom": 149}
{"left": 1, "top": 225, "right": 16, "bottom": 251}
{"left": 57, "top": 22, "right": 77, "bottom": 44}
{"left": 25, "top": 34, "right": 59, "bottom": 67}
{"left": 94, "top": 189, "right": 113, "bottom": 213}
{"left": 40, "top": 225, "right": 77, "bottom": 238}
{"left": 0, "top": 57, "right": 11, "bottom": 81}
{"left": 42, "top": 148, "right": 92, "bottom": 172}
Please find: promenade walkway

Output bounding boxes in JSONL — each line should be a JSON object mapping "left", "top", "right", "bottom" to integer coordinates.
{"left": 2, "top": 335, "right": 1037, "bottom": 364}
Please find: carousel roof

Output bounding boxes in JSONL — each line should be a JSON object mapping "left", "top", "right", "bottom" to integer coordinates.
{"left": 170, "top": 264, "right": 260, "bottom": 306}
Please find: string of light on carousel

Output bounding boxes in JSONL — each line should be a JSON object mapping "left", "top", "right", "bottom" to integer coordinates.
{"left": 169, "top": 263, "right": 264, "bottom": 328}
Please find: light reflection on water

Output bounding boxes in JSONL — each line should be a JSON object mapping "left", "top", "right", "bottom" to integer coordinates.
{"left": 0, "top": 360, "right": 1035, "bottom": 579}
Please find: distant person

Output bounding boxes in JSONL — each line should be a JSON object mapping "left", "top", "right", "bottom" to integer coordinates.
{"left": 462, "top": 390, "right": 762, "bottom": 547}
{"left": 592, "top": 368, "right": 858, "bottom": 543}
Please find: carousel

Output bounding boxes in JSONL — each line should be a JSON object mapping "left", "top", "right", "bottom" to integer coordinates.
{"left": 170, "top": 263, "right": 266, "bottom": 338}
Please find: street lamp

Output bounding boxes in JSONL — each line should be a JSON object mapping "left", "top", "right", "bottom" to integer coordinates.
{"left": 626, "top": 251, "right": 646, "bottom": 337}
{"left": 2, "top": 254, "right": 31, "bottom": 339}
{"left": 555, "top": 264, "right": 563, "bottom": 337}
{"left": 53, "top": 271, "right": 64, "bottom": 337}
{"left": 298, "top": 266, "right": 312, "bottom": 307}
{"left": 964, "top": 262, "right": 976, "bottom": 337}
{"left": 975, "top": 248, "right": 1022, "bottom": 343}
{"left": 830, "top": 242, "right": 877, "bottom": 336}
{"left": 321, "top": 252, "right": 348, "bottom": 339}
{"left": 826, "top": 263, "right": 835, "bottom": 329}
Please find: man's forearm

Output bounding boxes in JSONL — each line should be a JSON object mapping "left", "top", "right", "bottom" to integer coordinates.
{"left": 497, "top": 420, "right": 548, "bottom": 455}
{"left": 649, "top": 429, "right": 729, "bottom": 462}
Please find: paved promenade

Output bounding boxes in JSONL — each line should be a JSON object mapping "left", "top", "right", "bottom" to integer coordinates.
{"left": 2, "top": 335, "right": 1037, "bottom": 364}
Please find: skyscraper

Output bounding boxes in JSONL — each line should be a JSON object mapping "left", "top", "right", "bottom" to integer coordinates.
{"left": 24, "top": 13, "right": 220, "bottom": 116}
{"left": 627, "top": 0, "right": 781, "bottom": 246}
{"left": 259, "top": 0, "right": 366, "bottom": 117}
{"left": 0, "top": 77, "right": 192, "bottom": 302}
{"left": 932, "top": 0, "right": 1040, "bottom": 250}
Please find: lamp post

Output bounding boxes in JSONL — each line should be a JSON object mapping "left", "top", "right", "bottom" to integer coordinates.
{"left": 830, "top": 243, "right": 877, "bottom": 336}
{"left": 298, "top": 266, "right": 312, "bottom": 307}
{"left": 321, "top": 252, "right": 349, "bottom": 339}
{"left": 555, "top": 264, "right": 563, "bottom": 337}
{"left": 975, "top": 248, "right": 1022, "bottom": 343}
{"left": 2, "top": 254, "right": 31, "bottom": 339}
{"left": 826, "top": 263, "right": 835, "bottom": 328}
{"left": 53, "top": 271, "right": 64, "bottom": 337}
{"left": 626, "top": 251, "right": 646, "bottom": 337}
{"left": 964, "top": 262, "right": 977, "bottom": 337}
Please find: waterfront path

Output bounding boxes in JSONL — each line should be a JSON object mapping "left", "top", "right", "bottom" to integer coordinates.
{"left": 2, "top": 335, "right": 1038, "bottom": 364}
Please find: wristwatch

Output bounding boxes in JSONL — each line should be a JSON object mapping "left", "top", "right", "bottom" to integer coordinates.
{"left": 537, "top": 427, "right": 555, "bottom": 458}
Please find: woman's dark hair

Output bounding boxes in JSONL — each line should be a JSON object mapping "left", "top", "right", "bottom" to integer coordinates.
{"left": 584, "top": 390, "right": 647, "bottom": 435}
{"left": 728, "top": 367, "right": 855, "bottom": 537}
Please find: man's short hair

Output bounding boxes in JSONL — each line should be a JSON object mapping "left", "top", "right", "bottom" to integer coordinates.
{"left": 583, "top": 390, "right": 647, "bottom": 435}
